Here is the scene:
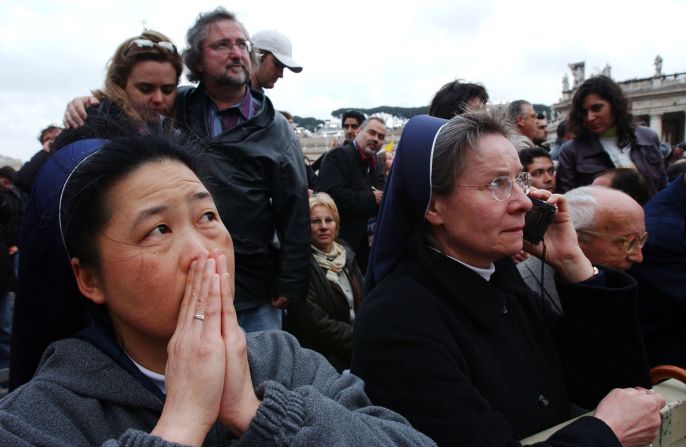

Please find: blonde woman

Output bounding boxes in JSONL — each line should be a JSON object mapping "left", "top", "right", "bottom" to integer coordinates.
{"left": 286, "top": 193, "right": 363, "bottom": 372}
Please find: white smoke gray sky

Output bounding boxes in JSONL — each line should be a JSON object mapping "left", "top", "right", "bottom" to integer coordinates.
{"left": 1, "top": 0, "right": 684, "bottom": 161}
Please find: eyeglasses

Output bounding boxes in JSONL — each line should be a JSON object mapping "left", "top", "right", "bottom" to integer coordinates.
{"left": 530, "top": 167, "right": 556, "bottom": 178}
{"left": 343, "top": 124, "right": 359, "bottom": 129}
{"left": 206, "top": 39, "right": 253, "bottom": 54}
{"left": 577, "top": 230, "right": 648, "bottom": 253}
{"left": 126, "top": 39, "right": 177, "bottom": 55}
{"left": 456, "top": 172, "right": 531, "bottom": 201}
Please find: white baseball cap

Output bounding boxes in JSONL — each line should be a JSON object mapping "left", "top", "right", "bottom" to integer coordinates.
{"left": 251, "top": 29, "right": 303, "bottom": 73}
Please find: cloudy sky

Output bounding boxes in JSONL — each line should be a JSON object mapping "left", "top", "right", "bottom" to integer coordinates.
{"left": 1, "top": 0, "right": 684, "bottom": 162}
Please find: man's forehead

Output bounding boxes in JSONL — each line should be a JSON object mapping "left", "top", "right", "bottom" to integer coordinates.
{"left": 600, "top": 213, "right": 645, "bottom": 236}
{"left": 206, "top": 19, "right": 246, "bottom": 38}
{"left": 366, "top": 120, "right": 386, "bottom": 132}
{"left": 531, "top": 156, "right": 552, "bottom": 166}
{"left": 597, "top": 197, "right": 644, "bottom": 229}
{"left": 41, "top": 130, "right": 60, "bottom": 143}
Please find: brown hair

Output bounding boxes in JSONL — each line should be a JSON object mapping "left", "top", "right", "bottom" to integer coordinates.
{"left": 567, "top": 75, "right": 635, "bottom": 147}
{"left": 94, "top": 30, "right": 183, "bottom": 127}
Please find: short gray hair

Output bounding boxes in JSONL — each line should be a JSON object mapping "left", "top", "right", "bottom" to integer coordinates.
{"left": 183, "top": 7, "right": 257, "bottom": 83}
{"left": 360, "top": 116, "right": 386, "bottom": 130}
{"left": 565, "top": 186, "right": 599, "bottom": 230}
{"left": 431, "top": 109, "right": 514, "bottom": 195}
{"left": 507, "top": 100, "right": 530, "bottom": 123}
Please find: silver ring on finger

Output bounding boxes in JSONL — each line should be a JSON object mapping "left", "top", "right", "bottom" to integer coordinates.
{"left": 193, "top": 314, "right": 205, "bottom": 321}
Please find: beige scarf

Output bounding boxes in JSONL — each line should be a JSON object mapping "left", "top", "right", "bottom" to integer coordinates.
{"left": 312, "top": 242, "right": 347, "bottom": 285}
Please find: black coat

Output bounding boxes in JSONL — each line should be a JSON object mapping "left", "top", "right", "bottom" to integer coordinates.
{"left": 352, "top": 238, "right": 650, "bottom": 447}
{"left": 174, "top": 85, "right": 310, "bottom": 308}
{"left": 0, "top": 186, "right": 27, "bottom": 249}
{"left": 15, "top": 150, "right": 50, "bottom": 195}
{"left": 285, "top": 244, "right": 363, "bottom": 372}
{"left": 630, "top": 175, "right": 686, "bottom": 368}
{"left": 0, "top": 193, "right": 13, "bottom": 296}
{"left": 0, "top": 186, "right": 26, "bottom": 294}
{"left": 316, "top": 143, "right": 385, "bottom": 254}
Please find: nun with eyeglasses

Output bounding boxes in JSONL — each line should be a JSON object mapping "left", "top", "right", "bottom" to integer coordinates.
{"left": 351, "top": 110, "right": 664, "bottom": 447}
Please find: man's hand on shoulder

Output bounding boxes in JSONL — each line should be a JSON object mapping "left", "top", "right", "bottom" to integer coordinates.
{"left": 271, "top": 296, "right": 289, "bottom": 309}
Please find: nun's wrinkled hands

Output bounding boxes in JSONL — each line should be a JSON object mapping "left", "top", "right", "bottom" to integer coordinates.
{"left": 523, "top": 189, "right": 595, "bottom": 283}
{"left": 594, "top": 387, "right": 665, "bottom": 447}
{"left": 63, "top": 95, "right": 99, "bottom": 129}
{"left": 152, "top": 251, "right": 226, "bottom": 447}
{"left": 215, "top": 249, "right": 261, "bottom": 435}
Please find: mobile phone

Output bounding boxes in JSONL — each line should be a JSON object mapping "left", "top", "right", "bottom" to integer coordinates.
{"left": 523, "top": 198, "right": 556, "bottom": 244}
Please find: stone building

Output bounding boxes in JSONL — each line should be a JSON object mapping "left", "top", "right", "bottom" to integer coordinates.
{"left": 552, "top": 57, "right": 686, "bottom": 144}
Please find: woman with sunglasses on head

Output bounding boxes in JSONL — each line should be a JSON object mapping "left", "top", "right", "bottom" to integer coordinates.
{"left": 351, "top": 111, "right": 664, "bottom": 447}
{"left": 62, "top": 30, "right": 182, "bottom": 133}
{"left": 0, "top": 134, "right": 435, "bottom": 446}
{"left": 556, "top": 75, "right": 666, "bottom": 196}
{"left": 9, "top": 30, "right": 183, "bottom": 389}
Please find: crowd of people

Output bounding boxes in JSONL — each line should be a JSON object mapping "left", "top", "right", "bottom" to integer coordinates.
{"left": 0, "top": 5, "right": 682, "bottom": 447}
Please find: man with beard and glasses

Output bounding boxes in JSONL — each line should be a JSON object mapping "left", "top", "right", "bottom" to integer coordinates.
{"left": 60, "top": 9, "right": 309, "bottom": 333}
{"left": 175, "top": 7, "right": 309, "bottom": 332}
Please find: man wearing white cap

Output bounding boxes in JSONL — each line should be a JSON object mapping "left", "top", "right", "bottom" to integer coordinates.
{"left": 250, "top": 29, "right": 303, "bottom": 91}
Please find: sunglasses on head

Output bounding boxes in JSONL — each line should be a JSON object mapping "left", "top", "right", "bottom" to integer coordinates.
{"left": 125, "top": 39, "right": 177, "bottom": 56}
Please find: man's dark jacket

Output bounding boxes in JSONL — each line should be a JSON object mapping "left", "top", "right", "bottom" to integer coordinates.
{"left": 315, "top": 143, "right": 385, "bottom": 254}
{"left": 15, "top": 150, "right": 50, "bottom": 195}
{"left": 630, "top": 174, "right": 686, "bottom": 368}
{"left": 174, "top": 85, "right": 309, "bottom": 310}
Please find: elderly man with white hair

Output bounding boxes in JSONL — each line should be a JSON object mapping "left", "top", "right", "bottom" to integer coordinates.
{"left": 517, "top": 185, "right": 646, "bottom": 314}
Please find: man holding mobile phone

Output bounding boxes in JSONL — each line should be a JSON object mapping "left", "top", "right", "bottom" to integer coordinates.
{"left": 517, "top": 185, "right": 646, "bottom": 314}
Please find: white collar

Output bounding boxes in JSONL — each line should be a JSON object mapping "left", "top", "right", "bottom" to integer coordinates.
{"left": 429, "top": 246, "right": 496, "bottom": 281}
{"left": 126, "top": 353, "right": 166, "bottom": 394}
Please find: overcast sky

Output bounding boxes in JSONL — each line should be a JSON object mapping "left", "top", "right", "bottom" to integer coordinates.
{"left": 1, "top": 0, "right": 684, "bottom": 162}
